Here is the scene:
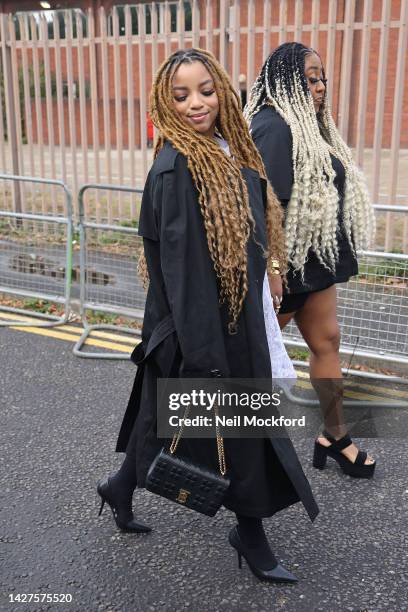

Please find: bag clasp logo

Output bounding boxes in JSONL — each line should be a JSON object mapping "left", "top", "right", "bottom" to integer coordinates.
{"left": 176, "top": 488, "right": 190, "bottom": 503}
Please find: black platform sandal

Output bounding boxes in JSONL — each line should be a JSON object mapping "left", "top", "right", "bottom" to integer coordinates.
{"left": 228, "top": 526, "right": 298, "bottom": 584}
{"left": 97, "top": 477, "right": 151, "bottom": 533}
{"left": 313, "top": 431, "right": 376, "bottom": 479}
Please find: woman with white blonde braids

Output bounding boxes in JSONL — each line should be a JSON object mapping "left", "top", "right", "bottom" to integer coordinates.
{"left": 245, "top": 42, "right": 376, "bottom": 479}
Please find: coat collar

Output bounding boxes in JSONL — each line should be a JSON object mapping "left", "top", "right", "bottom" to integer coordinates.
{"left": 153, "top": 140, "right": 262, "bottom": 181}
{"left": 152, "top": 141, "right": 179, "bottom": 174}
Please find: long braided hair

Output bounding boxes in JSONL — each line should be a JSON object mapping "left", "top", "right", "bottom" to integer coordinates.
{"left": 142, "top": 48, "right": 287, "bottom": 332}
{"left": 244, "top": 42, "right": 375, "bottom": 278}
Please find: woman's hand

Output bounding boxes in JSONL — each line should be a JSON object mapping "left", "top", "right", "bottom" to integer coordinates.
{"left": 268, "top": 274, "right": 283, "bottom": 314}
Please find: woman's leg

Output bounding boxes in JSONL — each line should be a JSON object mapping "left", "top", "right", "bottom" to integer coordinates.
{"left": 230, "top": 514, "right": 297, "bottom": 582}
{"left": 235, "top": 514, "right": 277, "bottom": 570}
{"left": 294, "top": 286, "right": 347, "bottom": 442}
{"left": 108, "top": 452, "right": 138, "bottom": 514}
{"left": 278, "top": 286, "right": 374, "bottom": 464}
{"left": 97, "top": 447, "right": 151, "bottom": 532}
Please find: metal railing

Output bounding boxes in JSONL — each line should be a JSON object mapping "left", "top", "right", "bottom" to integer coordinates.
{"left": 1, "top": 175, "right": 406, "bottom": 381}
{"left": 1, "top": 2, "right": 407, "bottom": 252}
{"left": 72, "top": 183, "right": 145, "bottom": 358}
{"left": 0, "top": 174, "right": 73, "bottom": 327}
{"left": 282, "top": 205, "right": 408, "bottom": 381}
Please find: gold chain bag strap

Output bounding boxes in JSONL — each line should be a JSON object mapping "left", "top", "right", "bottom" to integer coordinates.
{"left": 145, "top": 405, "right": 230, "bottom": 516}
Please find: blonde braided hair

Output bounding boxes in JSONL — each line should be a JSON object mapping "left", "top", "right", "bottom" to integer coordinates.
{"left": 245, "top": 42, "right": 375, "bottom": 279}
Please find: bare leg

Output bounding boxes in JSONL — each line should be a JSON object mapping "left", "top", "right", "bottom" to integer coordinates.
{"left": 278, "top": 287, "right": 374, "bottom": 464}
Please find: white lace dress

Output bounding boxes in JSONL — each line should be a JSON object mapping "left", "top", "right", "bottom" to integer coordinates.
{"left": 262, "top": 272, "right": 296, "bottom": 382}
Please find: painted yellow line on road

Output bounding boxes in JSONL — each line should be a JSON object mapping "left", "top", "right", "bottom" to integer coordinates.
{"left": 62, "top": 326, "right": 139, "bottom": 345}
{"left": 344, "top": 380, "right": 408, "bottom": 399}
{"left": 0, "top": 311, "right": 50, "bottom": 324}
{"left": 2, "top": 312, "right": 406, "bottom": 400}
{"left": 10, "top": 324, "right": 135, "bottom": 353}
{"left": 294, "top": 366, "right": 408, "bottom": 399}
{"left": 0, "top": 312, "right": 139, "bottom": 345}
{"left": 295, "top": 379, "right": 399, "bottom": 403}
{"left": 295, "top": 370, "right": 309, "bottom": 379}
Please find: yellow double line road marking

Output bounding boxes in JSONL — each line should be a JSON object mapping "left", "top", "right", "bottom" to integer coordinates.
{"left": 295, "top": 379, "right": 397, "bottom": 403}
{"left": 295, "top": 367, "right": 408, "bottom": 401}
{"left": 0, "top": 312, "right": 136, "bottom": 353}
{"left": 1, "top": 311, "right": 407, "bottom": 402}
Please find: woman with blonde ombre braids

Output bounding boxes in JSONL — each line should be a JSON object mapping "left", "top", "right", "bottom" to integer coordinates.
{"left": 97, "top": 48, "right": 318, "bottom": 583}
{"left": 245, "top": 42, "right": 376, "bottom": 479}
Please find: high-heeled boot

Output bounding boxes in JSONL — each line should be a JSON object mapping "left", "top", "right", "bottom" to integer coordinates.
{"left": 229, "top": 517, "right": 298, "bottom": 583}
{"left": 97, "top": 476, "right": 151, "bottom": 533}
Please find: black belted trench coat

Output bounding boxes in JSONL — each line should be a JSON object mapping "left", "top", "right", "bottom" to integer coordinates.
{"left": 116, "top": 141, "right": 319, "bottom": 521}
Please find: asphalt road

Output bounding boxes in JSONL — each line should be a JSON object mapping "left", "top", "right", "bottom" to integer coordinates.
{"left": 1, "top": 327, "right": 407, "bottom": 612}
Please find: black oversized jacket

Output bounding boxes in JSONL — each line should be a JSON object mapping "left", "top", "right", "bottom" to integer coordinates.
{"left": 251, "top": 105, "right": 358, "bottom": 293}
{"left": 116, "top": 141, "right": 318, "bottom": 520}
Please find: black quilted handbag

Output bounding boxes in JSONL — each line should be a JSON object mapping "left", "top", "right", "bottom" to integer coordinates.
{"left": 145, "top": 407, "right": 230, "bottom": 517}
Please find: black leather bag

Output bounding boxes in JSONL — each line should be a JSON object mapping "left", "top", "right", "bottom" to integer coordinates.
{"left": 145, "top": 407, "right": 230, "bottom": 517}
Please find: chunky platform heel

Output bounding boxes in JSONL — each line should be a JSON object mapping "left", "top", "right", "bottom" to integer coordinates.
{"left": 312, "top": 441, "right": 328, "bottom": 470}
{"left": 312, "top": 431, "right": 376, "bottom": 479}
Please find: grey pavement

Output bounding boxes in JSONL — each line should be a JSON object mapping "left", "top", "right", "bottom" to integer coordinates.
{"left": 1, "top": 327, "right": 407, "bottom": 612}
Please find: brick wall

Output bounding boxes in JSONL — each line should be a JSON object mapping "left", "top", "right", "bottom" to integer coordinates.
{"left": 13, "top": 0, "right": 408, "bottom": 148}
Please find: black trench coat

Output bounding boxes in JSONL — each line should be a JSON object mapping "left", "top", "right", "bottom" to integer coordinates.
{"left": 116, "top": 141, "right": 319, "bottom": 521}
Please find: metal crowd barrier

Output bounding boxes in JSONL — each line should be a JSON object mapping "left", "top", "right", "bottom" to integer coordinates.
{"left": 2, "top": 174, "right": 406, "bottom": 387}
{"left": 0, "top": 174, "right": 73, "bottom": 327}
{"left": 72, "top": 192, "right": 408, "bottom": 379}
{"left": 73, "top": 183, "right": 145, "bottom": 359}
{"left": 282, "top": 204, "right": 408, "bottom": 383}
